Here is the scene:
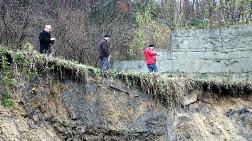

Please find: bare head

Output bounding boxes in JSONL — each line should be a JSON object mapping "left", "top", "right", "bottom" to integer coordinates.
{"left": 44, "top": 25, "right": 52, "bottom": 32}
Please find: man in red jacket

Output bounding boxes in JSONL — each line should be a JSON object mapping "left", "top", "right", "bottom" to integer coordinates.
{"left": 144, "top": 44, "right": 158, "bottom": 72}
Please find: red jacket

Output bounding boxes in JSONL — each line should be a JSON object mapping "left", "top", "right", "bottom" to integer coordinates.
{"left": 144, "top": 47, "right": 157, "bottom": 65}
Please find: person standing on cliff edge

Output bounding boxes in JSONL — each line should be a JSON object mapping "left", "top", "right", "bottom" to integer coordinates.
{"left": 144, "top": 44, "right": 158, "bottom": 72}
{"left": 39, "top": 25, "right": 56, "bottom": 58}
{"left": 99, "top": 34, "right": 111, "bottom": 73}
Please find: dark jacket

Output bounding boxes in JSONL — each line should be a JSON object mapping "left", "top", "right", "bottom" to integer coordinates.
{"left": 39, "top": 30, "right": 54, "bottom": 50}
{"left": 99, "top": 39, "right": 109, "bottom": 58}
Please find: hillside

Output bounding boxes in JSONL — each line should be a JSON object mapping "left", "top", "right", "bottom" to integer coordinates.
{"left": 0, "top": 48, "right": 252, "bottom": 141}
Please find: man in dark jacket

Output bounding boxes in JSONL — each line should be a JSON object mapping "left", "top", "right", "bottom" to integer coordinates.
{"left": 39, "top": 25, "right": 55, "bottom": 56}
{"left": 99, "top": 34, "right": 111, "bottom": 72}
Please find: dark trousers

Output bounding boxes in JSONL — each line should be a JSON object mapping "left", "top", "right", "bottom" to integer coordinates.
{"left": 39, "top": 46, "right": 52, "bottom": 55}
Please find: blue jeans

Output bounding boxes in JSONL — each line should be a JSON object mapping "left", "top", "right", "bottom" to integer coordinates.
{"left": 147, "top": 64, "right": 158, "bottom": 72}
{"left": 100, "top": 57, "right": 110, "bottom": 72}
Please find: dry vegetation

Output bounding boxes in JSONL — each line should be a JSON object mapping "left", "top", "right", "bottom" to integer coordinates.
{"left": 1, "top": 47, "right": 251, "bottom": 108}
{"left": 0, "top": 0, "right": 251, "bottom": 64}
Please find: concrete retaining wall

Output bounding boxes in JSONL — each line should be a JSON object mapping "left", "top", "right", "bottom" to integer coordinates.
{"left": 112, "top": 25, "right": 252, "bottom": 80}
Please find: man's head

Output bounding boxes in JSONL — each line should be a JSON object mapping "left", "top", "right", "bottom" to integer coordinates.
{"left": 44, "top": 25, "right": 52, "bottom": 33}
{"left": 104, "top": 34, "right": 110, "bottom": 41}
{"left": 148, "top": 44, "right": 155, "bottom": 50}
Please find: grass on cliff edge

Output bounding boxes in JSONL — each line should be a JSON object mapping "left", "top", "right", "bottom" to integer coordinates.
{"left": 0, "top": 46, "right": 251, "bottom": 109}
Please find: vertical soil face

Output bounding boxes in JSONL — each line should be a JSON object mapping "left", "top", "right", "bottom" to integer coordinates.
{"left": 175, "top": 93, "right": 252, "bottom": 141}
{"left": 0, "top": 75, "right": 171, "bottom": 141}
{"left": 0, "top": 70, "right": 252, "bottom": 141}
